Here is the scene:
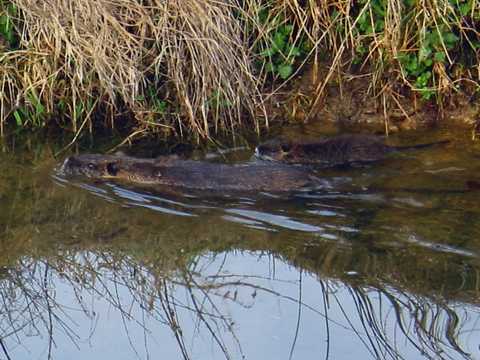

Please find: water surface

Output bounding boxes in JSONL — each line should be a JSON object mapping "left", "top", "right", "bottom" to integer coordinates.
{"left": 1, "top": 131, "right": 480, "bottom": 359}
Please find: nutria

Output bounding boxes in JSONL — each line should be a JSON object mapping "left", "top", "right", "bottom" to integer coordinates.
{"left": 60, "top": 154, "right": 318, "bottom": 192}
{"left": 255, "top": 134, "right": 449, "bottom": 166}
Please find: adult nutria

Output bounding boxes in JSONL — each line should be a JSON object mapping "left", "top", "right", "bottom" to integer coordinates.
{"left": 255, "top": 134, "right": 449, "bottom": 166}
{"left": 60, "top": 154, "right": 318, "bottom": 192}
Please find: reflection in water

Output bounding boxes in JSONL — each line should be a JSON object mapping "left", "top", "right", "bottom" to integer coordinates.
{"left": 0, "top": 251, "right": 478, "bottom": 360}
{"left": 1, "top": 134, "right": 480, "bottom": 359}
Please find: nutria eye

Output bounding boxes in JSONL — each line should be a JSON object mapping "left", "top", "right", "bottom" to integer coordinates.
{"left": 87, "top": 163, "right": 95, "bottom": 170}
{"left": 106, "top": 162, "right": 118, "bottom": 176}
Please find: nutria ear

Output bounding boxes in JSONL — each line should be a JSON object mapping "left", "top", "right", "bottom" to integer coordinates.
{"left": 106, "top": 162, "right": 119, "bottom": 176}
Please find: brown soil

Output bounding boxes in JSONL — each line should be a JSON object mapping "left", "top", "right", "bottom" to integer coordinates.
{"left": 262, "top": 62, "right": 480, "bottom": 136}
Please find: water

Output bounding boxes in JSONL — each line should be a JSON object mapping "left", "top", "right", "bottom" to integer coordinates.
{"left": 1, "top": 131, "right": 480, "bottom": 359}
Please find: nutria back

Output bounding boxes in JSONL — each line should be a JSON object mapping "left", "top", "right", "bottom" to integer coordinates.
{"left": 256, "top": 135, "right": 391, "bottom": 166}
{"left": 61, "top": 154, "right": 317, "bottom": 192}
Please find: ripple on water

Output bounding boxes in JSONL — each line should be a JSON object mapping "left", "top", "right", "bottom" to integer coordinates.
{"left": 3, "top": 131, "right": 480, "bottom": 360}
{"left": 225, "top": 208, "right": 324, "bottom": 233}
{"left": 403, "top": 233, "right": 479, "bottom": 258}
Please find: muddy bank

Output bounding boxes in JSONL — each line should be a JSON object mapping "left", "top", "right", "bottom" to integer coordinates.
{"left": 262, "top": 62, "right": 480, "bottom": 137}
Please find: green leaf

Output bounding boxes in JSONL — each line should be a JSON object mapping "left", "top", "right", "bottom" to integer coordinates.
{"left": 281, "top": 24, "right": 294, "bottom": 36}
{"left": 278, "top": 64, "right": 293, "bottom": 79}
{"left": 425, "top": 31, "right": 439, "bottom": 47}
{"left": 356, "top": 43, "right": 367, "bottom": 56}
{"left": 154, "top": 100, "right": 167, "bottom": 113}
{"left": 258, "top": 8, "right": 269, "bottom": 23}
{"left": 415, "top": 71, "right": 431, "bottom": 88}
{"left": 288, "top": 46, "right": 301, "bottom": 57}
{"left": 273, "top": 32, "right": 286, "bottom": 51}
{"left": 420, "top": 89, "right": 434, "bottom": 100}
{"left": 405, "top": 56, "right": 418, "bottom": 73}
{"left": 36, "top": 103, "right": 45, "bottom": 115}
{"left": 372, "top": 1, "right": 386, "bottom": 17}
{"left": 260, "top": 47, "right": 276, "bottom": 57}
{"left": 405, "top": 0, "right": 416, "bottom": 7}
{"left": 460, "top": 2, "right": 471, "bottom": 16}
{"left": 397, "top": 53, "right": 409, "bottom": 66}
{"left": 375, "top": 20, "right": 385, "bottom": 32}
{"left": 7, "top": 4, "right": 17, "bottom": 16}
{"left": 418, "top": 46, "right": 432, "bottom": 62}
{"left": 13, "top": 110, "right": 22, "bottom": 126}
{"left": 265, "top": 62, "right": 275, "bottom": 73}
{"left": 434, "top": 51, "right": 446, "bottom": 62}
{"left": 444, "top": 33, "right": 459, "bottom": 47}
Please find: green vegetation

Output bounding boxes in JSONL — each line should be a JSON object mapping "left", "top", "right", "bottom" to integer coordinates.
{"left": 0, "top": 0, "right": 17, "bottom": 48}
{"left": 352, "top": 0, "right": 467, "bottom": 100}
{"left": 0, "top": 0, "right": 479, "bottom": 141}
{"left": 255, "top": 4, "right": 311, "bottom": 80}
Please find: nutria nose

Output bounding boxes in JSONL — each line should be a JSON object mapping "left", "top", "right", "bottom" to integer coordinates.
{"left": 60, "top": 156, "right": 82, "bottom": 175}
{"left": 59, "top": 157, "right": 72, "bottom": 174}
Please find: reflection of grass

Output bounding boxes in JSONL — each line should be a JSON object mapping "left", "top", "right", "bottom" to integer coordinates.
{"left": 0, "top": 143, "right": 479, "bottom": 358}
{"left": 0, "top": 251, "right": 475, "bottom": 360}
{"left": 342, "top": 285, "right": 471, "bottom": 360}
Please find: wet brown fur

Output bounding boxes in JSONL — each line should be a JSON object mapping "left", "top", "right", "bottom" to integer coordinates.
{"left": 61, "top": 154, "right": 317, "bottom": 192}
{"left": 255, "top": 134, "right": 449, "bottom": 166}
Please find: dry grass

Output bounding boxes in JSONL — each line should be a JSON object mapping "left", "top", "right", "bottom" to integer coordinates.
{"left": 1, "top": 0, "right": 263, "bottom": 140}
{"left": 0, "top": 0, "right": 478, "bottom": 141}
{"left": 301, "top": 0, "right": 480, "bottom": 121}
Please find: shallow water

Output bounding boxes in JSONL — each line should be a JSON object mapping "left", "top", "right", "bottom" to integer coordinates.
{"left": 1, "top": 131, "right": 480, "bottom": 359}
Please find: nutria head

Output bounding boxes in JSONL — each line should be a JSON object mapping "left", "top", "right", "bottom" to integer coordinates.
{"left": 61, "top": 154, "right": 177, "bottom": 184}
{"left": 61, "top": 154, "right": 121, "bottom": 178}
{"left": 255, "top": 139, "right": 293, "bottom": 161}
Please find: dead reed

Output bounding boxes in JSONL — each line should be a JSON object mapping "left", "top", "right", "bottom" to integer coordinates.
{"left": 0, "top": 0, "right": 478, "bottom": 141}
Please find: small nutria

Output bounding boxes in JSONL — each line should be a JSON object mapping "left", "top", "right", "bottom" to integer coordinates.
{"left": 255, "top": 134, "right": 449, "bottom": 166}
{"left": 60, "top": 153, "right": 319, "bottom": 192}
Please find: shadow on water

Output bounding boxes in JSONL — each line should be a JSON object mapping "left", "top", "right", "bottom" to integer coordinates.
{"left": 1, "top": 134, "right": 480, "bottom": 359}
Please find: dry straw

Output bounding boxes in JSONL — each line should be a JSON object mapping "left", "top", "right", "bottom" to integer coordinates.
{"left": 0, "top": 0, "right": 478, "bottom": 139}
{"left": 1, "top": 0, "right": 263, "bottom": 140}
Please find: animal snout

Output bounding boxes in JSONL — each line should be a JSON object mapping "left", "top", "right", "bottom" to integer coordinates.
{"left": 59, "top": 157, "right": 73, "bottom": 175}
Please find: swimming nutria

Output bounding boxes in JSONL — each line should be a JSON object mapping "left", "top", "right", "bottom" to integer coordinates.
{"left": 60, "top": 154, "right": 318, "bottom": 192}
{"left": 255, "top": 134, "right": 449, "bottom": 166}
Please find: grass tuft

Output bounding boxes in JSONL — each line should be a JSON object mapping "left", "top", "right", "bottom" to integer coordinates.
{"left": 0, "top": 0, "right": 479, "bottom": 141}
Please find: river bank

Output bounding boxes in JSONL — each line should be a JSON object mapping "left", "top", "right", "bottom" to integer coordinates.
{"left": 0, "top": 0, "right": 479, "bottom": 144}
